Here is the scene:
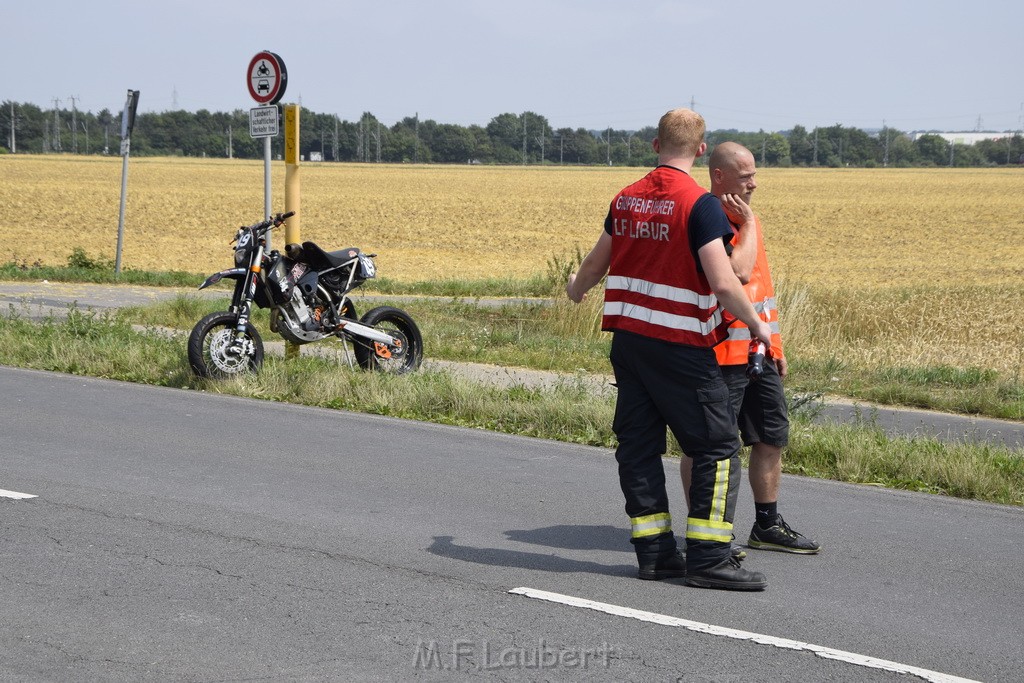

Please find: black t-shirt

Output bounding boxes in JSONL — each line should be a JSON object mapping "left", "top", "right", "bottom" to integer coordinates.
{"left": 603, "top": 188, "right": 733, "bottom": 267}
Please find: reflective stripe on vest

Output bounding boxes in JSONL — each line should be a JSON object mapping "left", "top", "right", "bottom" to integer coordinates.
{"left": 604, "top": 275, "right": 724, "bottom": 337}
{"left": 723, "top": 297, "right": 778, "bottom": 339}
{"left": 631, "top": 512, "right": 672, "bottom": 539}
{"left": 716, "top": 306, "right": 784, "bottom": 365}
{"left": 607, "top": 275, "right": 718, "bottom": 309}
{"left": 720, "top": 321, "right": 782, "bottom": 342}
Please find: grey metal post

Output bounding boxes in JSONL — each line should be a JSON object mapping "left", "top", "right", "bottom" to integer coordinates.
{"left": 115, "top": 90, "right": 138, "bottom": 277}
{"left": 264, "top": 135, "right": 272, "bottom": 250}
{"left": 115, "top": 144, "right": 129, "bottom": 276}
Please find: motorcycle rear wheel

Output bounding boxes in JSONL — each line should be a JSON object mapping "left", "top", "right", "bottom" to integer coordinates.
{"left": 188, "top": 311, "right": 265, "bottom": 378}
{"left": 353, "top": 306, "right": 423, "bottom": 374}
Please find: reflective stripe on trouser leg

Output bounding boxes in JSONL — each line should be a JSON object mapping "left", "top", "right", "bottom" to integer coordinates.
{"left": 686, "top": 517, "right": 733, "bottom": 543}
{"left": 686, "top": 456, "right": 737, "bottom": 543}
{"left": 631, "top": 512, "right": 671, "bottom": 540}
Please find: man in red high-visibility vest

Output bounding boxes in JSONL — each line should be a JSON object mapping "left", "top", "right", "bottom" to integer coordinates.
{"left": 568, "top": 110, "right": 774, "bottom": 591}
{"left": 681, "top": 141, "right": 820, "bottom": 555}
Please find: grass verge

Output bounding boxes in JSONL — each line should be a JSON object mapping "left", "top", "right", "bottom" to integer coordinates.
{"left": 1, "top": 305, "right": 1020, "bottom": 507}
{"left": 30, "top": 252, "right": 1024, "bottom": 421}
{"left": 0, "top": 254, "right": 565, "bottom": 298}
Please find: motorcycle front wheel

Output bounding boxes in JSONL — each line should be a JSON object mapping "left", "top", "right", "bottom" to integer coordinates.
{"left": 187, "top": 311, "right": 265, "bottom": 378}
{"left": 353, "top": 306, "right": 423, "bottom": 374}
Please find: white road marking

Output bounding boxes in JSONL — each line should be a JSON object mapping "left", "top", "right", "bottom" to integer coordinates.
{"left": 509, "top": 587, "right": 978, "bottom": 683}
{"left": 0, "top": 488, "right": 38, "bottom": 500}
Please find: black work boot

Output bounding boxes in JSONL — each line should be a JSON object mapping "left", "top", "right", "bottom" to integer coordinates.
{"left": 637, "top": 549, "right": 687, "bottom": 581}
{"left": 683, "top": 556, "right": 767, "bottom": 591}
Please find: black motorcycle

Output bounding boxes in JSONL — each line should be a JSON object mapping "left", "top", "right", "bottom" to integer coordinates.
{"left": 188, "top": 211, "right": 422, "bottom": 378}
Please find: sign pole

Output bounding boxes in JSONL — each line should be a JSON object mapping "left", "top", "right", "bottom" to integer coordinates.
{"left": 264, "top": 136, "right": 272, "bottom": 245}
{"left": 246, "top": 50, "right": 287, "bottom": 242}
{"left": 248, "top": 51, "right": 293, "bottom": 359}
{"left": 116, "top": 151, "right": 129, "bottom": 276}
{"left": 115, "top": 89, "right": 139, "bottom": 278}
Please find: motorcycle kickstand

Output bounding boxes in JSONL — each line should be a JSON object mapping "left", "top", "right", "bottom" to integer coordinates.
{"left": 335, "top": 331, "right": 357, "bottom": 370}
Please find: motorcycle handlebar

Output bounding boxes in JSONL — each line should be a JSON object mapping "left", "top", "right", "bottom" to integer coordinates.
{"left": 232, "top": 211, "right": 296, "bottom": 245}
{"left": 273, "top": 211, "right": 296, "bottom": 226}
{"left": 254, "top": 211, "right": 297, "bottom": 234}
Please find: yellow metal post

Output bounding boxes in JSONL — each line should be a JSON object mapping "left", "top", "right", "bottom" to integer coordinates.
{"left": 284, "top": 103, "right": 301, "bottom": 360}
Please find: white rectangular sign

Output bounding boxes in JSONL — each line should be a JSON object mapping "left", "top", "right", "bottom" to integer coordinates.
{"left": 249, "top": 105, "right": 279, "bottom": 138}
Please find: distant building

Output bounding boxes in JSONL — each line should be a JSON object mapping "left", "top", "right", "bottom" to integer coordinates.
{"left": 909, "top": 131, "right": 1015, "bottom": 145}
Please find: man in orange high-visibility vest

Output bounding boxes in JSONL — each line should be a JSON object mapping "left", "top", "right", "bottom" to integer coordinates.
{"left": 681, "top": 142, "right": 820, "bottom": 555}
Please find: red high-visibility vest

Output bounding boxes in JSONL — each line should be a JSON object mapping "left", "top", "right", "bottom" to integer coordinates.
{"left": 603, "top": 167, "right": 729, "bottom": 347}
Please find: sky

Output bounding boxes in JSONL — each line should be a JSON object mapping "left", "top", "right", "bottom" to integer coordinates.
{"left": 7, "top": 0, "right": 1024, "bottom": 134}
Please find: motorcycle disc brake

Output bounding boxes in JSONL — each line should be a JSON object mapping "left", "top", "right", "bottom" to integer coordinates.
{"left": 210, "top": 329, "right": 253, "bottom": 373}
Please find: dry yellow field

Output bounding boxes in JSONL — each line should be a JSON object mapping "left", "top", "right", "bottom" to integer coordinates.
{"left": 2, "top": 155, "right": 1023, "bottom": 287}
{"left": 4, "top": 154, "right": 1024, "bottom": 376}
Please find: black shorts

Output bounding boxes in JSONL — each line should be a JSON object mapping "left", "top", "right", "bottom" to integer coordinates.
{"left": 721, "top": 359, "right": 789, "bottom": 448}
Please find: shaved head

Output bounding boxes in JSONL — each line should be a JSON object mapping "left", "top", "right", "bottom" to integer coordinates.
{"left": 709, "top": 142, "right": 758, "bottom": 203}
{"left": 709, "top": 141, "right": 755, "bottom": 174}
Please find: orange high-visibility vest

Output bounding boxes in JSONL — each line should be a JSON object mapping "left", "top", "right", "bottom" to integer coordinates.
{"left": 603, "top": 166, "right": 729, "bottom": 347}
{"left": 714, "top": 215, "right": 785, "bottom": 366}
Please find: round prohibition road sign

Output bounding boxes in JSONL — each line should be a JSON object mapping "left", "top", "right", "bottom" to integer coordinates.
{"left": 247, "top": 51, "right": 287, "bottom": 105}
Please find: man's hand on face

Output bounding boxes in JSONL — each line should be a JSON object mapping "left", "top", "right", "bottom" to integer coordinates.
{"left": 721, "top": 193, "right": 754, "bottom": 226}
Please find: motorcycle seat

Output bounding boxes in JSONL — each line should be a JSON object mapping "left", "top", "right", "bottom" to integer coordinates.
{"left": 297, "top": 241, "right": 361, "bottom": 270}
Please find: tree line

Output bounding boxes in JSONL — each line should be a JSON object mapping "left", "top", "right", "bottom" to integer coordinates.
{"left": 2, "top": 100, "right": 1022, "bottom": 168}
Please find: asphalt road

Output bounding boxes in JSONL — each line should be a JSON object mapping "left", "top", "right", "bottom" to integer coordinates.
{"left": 2, "top": 366, "right": 1021, "bottom": 681}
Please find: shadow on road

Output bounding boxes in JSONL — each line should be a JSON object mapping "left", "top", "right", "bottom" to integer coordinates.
{"left": 428, "top": 530, "right": 635, "bottom": 578}
{"left": 503, "top": 524, "right": 627, "bottom": 552}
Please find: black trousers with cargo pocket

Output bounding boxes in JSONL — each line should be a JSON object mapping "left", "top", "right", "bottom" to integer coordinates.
{"left": 609, "top": 331, "right": 741, "bottom": 572}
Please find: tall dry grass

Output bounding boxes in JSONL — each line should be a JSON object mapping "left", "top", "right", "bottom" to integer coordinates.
{"left": 778, "top": 282, "right": 1024, "bottom": 380}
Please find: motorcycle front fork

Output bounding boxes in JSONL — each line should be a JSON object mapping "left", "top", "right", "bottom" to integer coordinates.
{"left": 228, "top": 300, "right": 255, "bottom": 355}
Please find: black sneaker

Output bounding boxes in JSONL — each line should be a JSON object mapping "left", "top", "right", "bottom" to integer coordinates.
{"left": 748, "top": 515, "right": 821, "bottom": 554}
{"left": 683, "top": 556, "right": 767, "bottom": 591}
{"left": 637, "top": 550, "right": 687, "bottom": 581}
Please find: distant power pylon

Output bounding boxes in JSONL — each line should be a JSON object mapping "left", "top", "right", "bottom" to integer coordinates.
{"left": 882, "top": 119, "right": 890, "bottom": 167}
{"left": 68, "top": 95, "right": 79, "bottom": 154}
{"left": 51, "top": 98, "right": 62, "bottom": 152}
{"left": 7, "top": 101, "right": 15, "bottom": 153}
